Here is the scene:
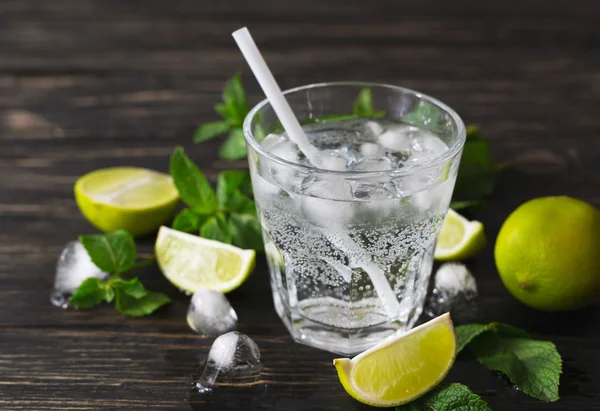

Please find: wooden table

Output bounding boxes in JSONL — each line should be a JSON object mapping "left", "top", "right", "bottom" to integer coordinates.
{"left": 1, "top": 0, "right": 599, "bottom": 409}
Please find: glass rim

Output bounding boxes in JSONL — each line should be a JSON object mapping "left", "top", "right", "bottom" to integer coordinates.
{"left": 243, "top": 81, "right": 466, "bottom": 178}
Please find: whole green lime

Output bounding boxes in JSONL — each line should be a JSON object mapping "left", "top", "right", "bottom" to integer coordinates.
{"left": 495, "top": 196, "right": 600, "bottom": 311}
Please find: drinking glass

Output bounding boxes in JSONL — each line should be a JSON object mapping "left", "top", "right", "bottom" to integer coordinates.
{"left": 243, "top": 82, "right": 466, "bottom": 355}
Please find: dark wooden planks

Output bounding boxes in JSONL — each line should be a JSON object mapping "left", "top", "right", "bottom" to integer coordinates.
{"left": 1, "top": 0, "right": 600, "bottom": 409}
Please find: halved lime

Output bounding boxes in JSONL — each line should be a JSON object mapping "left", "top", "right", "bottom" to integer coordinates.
{"left": 334, "top": 313, "right": 456, "bottom": 407}
{"left": 435, "top": 209, "right": 486, "bottom": 261}
{"left": 155, "top": 226, "right": 256, "bottom": 294}
{"left": 74, "top": 167, "right": 179, "bottom": 238}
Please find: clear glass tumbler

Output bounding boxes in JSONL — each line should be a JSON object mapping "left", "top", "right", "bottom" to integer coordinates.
{"left": 243, "top": 83, "right": 466, "bottom": 355}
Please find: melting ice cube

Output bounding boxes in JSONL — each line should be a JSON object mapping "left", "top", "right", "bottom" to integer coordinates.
{"left": 301, "top": 179, "right": 354, "bottom": 227}
{"left": 424, "top": 263, "right": 479, "bottom": 323}
{"left": 352, "top": 157, "right": 394, "bottom": 172}
{"left": 50, "top": 241, "right": 108, "bottom": 308}
{"left": 359, "top": 142, "right": 385, "bottom": 158}
{"left": 196, "top": 332, "right": 262, "bottom": 393}
{"left": 187, "top": 290, "right": 238, "bottom": 336}
{"left": 315, "top": 149, "right": 349, "bottom": 171}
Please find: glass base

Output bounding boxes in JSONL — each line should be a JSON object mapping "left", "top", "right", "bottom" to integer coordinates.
{"left": 273, "top": 291, "right": 415, "bottom": 356}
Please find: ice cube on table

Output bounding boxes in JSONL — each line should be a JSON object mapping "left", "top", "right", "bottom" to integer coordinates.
{"left": 425, "top": 263, "right": 479, "bottom": 323}
{"left": 434, "top": 262, "right": 477, "bottom": 294}
{"left": 50, "top": 241, "right": 108, "bottom": 308}
{"left": 196, "top": 332, "right": 262, "bottom": 393}
{"left": 187, "top": 290, "right": 238, "bottom": 336}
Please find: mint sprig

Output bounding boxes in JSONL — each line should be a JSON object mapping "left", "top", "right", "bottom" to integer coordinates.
{"left": 456, "top": 322, "right": 562, "bottom": 402}
{"left": 353, "top": 88, "right": 385, "bottom": 118}
{"left": 69, "top": 230, "right": 170, "bottom": 316}
{"left": 170, "top": 146, "right": 264, "bottom": 251}
{"left": 397, "top": 383, "right": 491, "bottom": 411}
{"left": 193, "top": 73, "right": 250, "bottom": 160}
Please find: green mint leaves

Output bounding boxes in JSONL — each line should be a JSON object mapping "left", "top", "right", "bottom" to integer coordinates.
{"left": 70, "top": 230, "right": 170, "bottom": 316}
{"left": 170, "top": 145, "right": 218, "bottom": 214}
{"left": 456, "top": 323, "right": 562, "bottom": 402}
{"left": 396, "top": 322, "right": 561, "bottom": 409}
{"left": 397, "top": 383, "right": 491, "bottom": 411}
{"left": 170, "top": 147, "right": 263, "bottom": 251}
{"left": 79, "top": 228, "right": 137, "bottom": 273}
{"left": 353, "top": 88, "right": 385, "bottom": 118}
{"left": 451, "top": 125, "right": 495, "bottom": 209}
{"left": 193, "top": 73, "right": 250, "bottom": 160}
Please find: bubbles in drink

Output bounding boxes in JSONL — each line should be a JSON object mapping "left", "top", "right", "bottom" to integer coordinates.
{"left": 255, "top": 118, "right": 455, "bottom": 354}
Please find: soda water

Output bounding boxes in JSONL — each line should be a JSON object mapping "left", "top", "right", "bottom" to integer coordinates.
{"left": 250, "top": 118, "right": 457, "bottom": 355}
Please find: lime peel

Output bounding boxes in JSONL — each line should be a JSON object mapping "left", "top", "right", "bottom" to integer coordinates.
{"left": 74, "top": 167, "right": 179, "bottom": 237}
{"left": 155, "top": 226, "right": 256, "bottom": 294}
{"left": 334, "top": 313, "right": 456, "bottom": 407}
{"left": 435, "top": 209, "right": 486, "bottom": 261}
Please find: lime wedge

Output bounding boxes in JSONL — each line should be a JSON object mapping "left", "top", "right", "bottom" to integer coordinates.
{"left": 334, "top": 313, "right": 456, "bottom": 407}
{"left": 434, "top": 209, "right": 486, "bottom": 261}
{"left": 75, "top": 167, "right": 179, "bottom": 238}
{"left": 155, "top": 226, "right": 256, "bottom": 294}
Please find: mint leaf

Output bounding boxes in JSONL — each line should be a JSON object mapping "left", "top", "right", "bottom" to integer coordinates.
{"left": 112, "top": 277, "right": 147, "bottom": 298}
{"left": 353, "top": 88, "right": 385, "bottom": 118}
{"left": 219, "top": 128, "right": 247, "bottom": 160}
{"left": 221, "top": 73, "right": 249, "bottom": 126}
{"left": 115, "top": 289, "right": 170, "bottom": 317}
{"left": 70, "top": 278, "right": 111, "bottom": 308}
{"left": 215, "top": 102, "right": 238, "bottom": 124}
{"left": 453, "top": 126, "right": 495, "bottom": 203}
{"left": 490, "top": 323, "right": 530, "bottom": 338}
{"left": 228, "top": 213, "right": 264, "bottom": 251}
{"left": 456, "top": 324, "right": 491, "bottom": 353}
{"left": 457, "top": 323, "right": 531, "bottom": 353}
{"left": 200, "top": 213, "right": 232, "bottom": 243}
{"left": 226, "top": 191, "right": 257, "bottom": 215}
{"left": 170, "top": 146, "right": 218, "bottom": 213}
{"left": 79, "top": 230, "right": 136, "bottom": 274}
{"left": 217, "top": 170, "right": 253, "bottom": 206}
{"left": 403, "top": 100, "right": 442, "bottom": 129}
{"left": 397, "top": 383, "right": 491, "bottom": 411}
{"left": 172, "top": 209, "right": 206, "bottom": 233}
{"left": 194, "top": 121, "right": 231, "bottom": 143}
{"left": 470, "top": 334, "right": 561, "bottom": 402}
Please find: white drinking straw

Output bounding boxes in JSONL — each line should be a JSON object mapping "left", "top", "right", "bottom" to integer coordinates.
{"left": 232, "top": 27, "right": 401, "bottom": 319}
{"left": 232, "top": 28, "right": 319, "bottom": 164}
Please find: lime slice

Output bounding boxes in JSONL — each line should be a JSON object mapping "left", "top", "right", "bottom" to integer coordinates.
{"left": 434, "top": 209, "right": 486, "bottom": 261}
{"left": 334, "top": 313, "right": 456, "bottom": 407}
{"left": 74, "top": 167, "right": 179, "bottom": 238}
{"left": 155, "top": 226, "right": 256, "bottom": 294}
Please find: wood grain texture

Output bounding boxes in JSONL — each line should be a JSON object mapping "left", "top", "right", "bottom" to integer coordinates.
{"left": 1, "top": 0, "right": 599, "bottom": 409}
